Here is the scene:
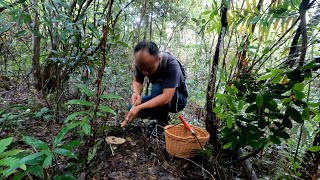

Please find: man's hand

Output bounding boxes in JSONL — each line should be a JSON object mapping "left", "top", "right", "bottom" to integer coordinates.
{"left": 124, "top": 106, "right": 141, "bottom": 124}
{"left": 131, "top": 93, "right": 142, "bottom": 105}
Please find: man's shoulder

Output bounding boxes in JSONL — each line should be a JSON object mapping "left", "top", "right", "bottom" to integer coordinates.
{"left": 161, "top": 52, "right": 179, "bottom": 67}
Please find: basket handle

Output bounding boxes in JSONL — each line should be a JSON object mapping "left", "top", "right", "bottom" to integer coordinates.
{"left": 179, "top": 115, "right": 193, "bottom": 133}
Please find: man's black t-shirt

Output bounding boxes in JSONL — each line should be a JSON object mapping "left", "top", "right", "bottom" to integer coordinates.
{"left": 134, "top": 52, "right": 188, "bottom": 97}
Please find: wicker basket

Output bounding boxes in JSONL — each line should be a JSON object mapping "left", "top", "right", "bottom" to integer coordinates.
{"left": 164, "top": 124, "right": 210, "bottom": 158}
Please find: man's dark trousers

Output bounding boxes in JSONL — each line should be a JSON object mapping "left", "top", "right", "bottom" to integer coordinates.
{"left": 128, "top": 83, "right": 187, "bottom": 126}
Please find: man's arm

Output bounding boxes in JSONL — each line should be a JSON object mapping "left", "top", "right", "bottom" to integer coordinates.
{"left": 131, "top": 78, "right": 143, "bottom": 105}
{"left": 125, "top": 88, "right": 175, "bottom": 123}
{"left": 132, "top": 78, "right": 143, "bottom": 95}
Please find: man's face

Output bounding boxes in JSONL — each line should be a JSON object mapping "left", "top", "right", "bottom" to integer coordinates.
{"left": 134, "top": 50, "right": 160, "bottom": 76}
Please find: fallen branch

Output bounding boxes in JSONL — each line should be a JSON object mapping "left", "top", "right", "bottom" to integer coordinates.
{"left": 226, "top": 147, "right": 264, "bottom": 166}
{"left": 184, "top": 158, "right": 216, "bottom": 180}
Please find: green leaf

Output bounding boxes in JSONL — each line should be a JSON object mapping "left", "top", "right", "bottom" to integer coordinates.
{"left": 227, "top": 117, "right": 233, "bottom": 129}
{"left": 201, "top": 10, "right": 211, "bottom": 15}
{"left": 226, "top": 95, "right": 237, "bottom": 113}
{"left": 270, "top": 135, "right": 281, "bottom": 145}
{"left": 215, "top": 93, "right": 226, "bottom": 98}
{"left": 245, "top": 104, "right": 258, "bottom": 113}
{"left": 54, "top": 148, "right": 77, "bottom": 159}
{"left": 0, "top": 24, "right": 13, "bottom": 34}
{"left": 0, "top": 157, "right": 19, "bottom": 167}
{"left": 213, "top": 106, "right": 222, "bottom": 113}
{"left": 302, "top": 107, "right": 310, "bottom": 120}
{"left": 76, "top": 84, "right": 93, "bottom": 96}
{"left": 0, "top": 149, "right": 24, "bottom": 159}
{"left": 217, "top": 113, "right": 228, "bottom": 119}
{"left": 293, "top": 83, "right": 304, "bottom": 91}
{"left": 42, "top": 154, "right": 53, "bottom": 168}
{"left": 223, "top": 142, "right": 232, "bottom": 149}
{"left": 0, "top": 137, "right": 13, "bottom": 154}
{"left": 4, "top": 152, "right": 45, "bottom": 177}
{"left": 13, "top": 165, "right": 43, "bottom": 180}
{"left": 82, "top": 123, "right": 91, "bottom": 135}
{"left": 99, "top": 106, "right": 116, "bottom": 115}
{"left": 23, "top": 136, "right": 48, "bottom": 150}
{"left": 256, "top": 93, "right": 263, "bottom": 108}
{"left": 65, "top": 111, "right": 91, "bottom": 122}
{"left": 293, "top": 90, "right": 305, "bottom": 100}
{"left": 62, "top": 140, "right": 81, "bottom": 150}
{"left": 257, "top": 73, "right": 273, "bottom": 80}
{"left": 66, "top": 100, "right": 93, "bottom": 107}
{"left": 303, "top": 60, "right": 316, "bottom": 70}
{"left": 116, "top": 41, "right": 129, "bottom": 47}
{"left": 308, "top": 146, "right": 320, "bottom": 152}
{"left": 100, "top": 94, "right": 122, "bottom": 99}
{"left": 287, "top": 107, "right": 303, "bottom": 123}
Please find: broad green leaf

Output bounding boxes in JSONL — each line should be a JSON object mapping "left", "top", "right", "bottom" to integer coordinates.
{"left": 293, "top": 83, "right": 304, "bottom": 91}
{"left": 256, "top": 93, "right": 263, "bottom": 108}
{"left": 287, "top": 107, "right": 303, "bottom": 123}
{"left": 302, "top": 107, "right": 310, "bottom": 120}
{"left": 0, "top": 137, "right": 13, "bottom": 154}
{"left": 227, "top": 117, "right": 233, "bottom": 129}
{"left": 62, "top": 140, "right": 81, "bottom": 150}
{"left": 0, "top": 24, "right": 13, "bottom": 34}
{"left": 223, "top": 142, "right": 232, "bottom": 149}
{"left": 54, "top": 148, "right": 77, "bottom": 159}
{"left": 42, "top": 154, "right": 53, "bottom": 168}
{"left": 53, "top": 123, "right": 79, "bottom": 149}
{"left": 293, "top": 90, "right": 305, "bottom": 100}
{"left": 13, "top": 165, "right": 43, "bottom": 180}
{"left": 23, "top": 136, "right": 48, "bottom": 150}
{"left": 303, "top": 60, "right": 316, "bottom": 70}
{"left": 213, "top": 106, "right": 222, "bottom": 113}
{"left": 99, "top": 106, "right": 116, "bottom": 115}
{"left": 76, "top": 84, "right": 93, "bottom": 96}
{"left": 201, "top": 10, "right": 211, "bottom": 15}
{"left": 82, "top": 124, "right": 91, "bottom": 135}
{"left": 117, "top": 41, "right": 129, "bottom": 47}
{"left": 0, "top": 149, "right": 24, "bottom": 159}
{"left": 226, "top": 96, "right": 237, "bottom": 113}
{"left": 308, "top": 146, "right": 320, "bottom": 152}
{"left": 270, "top": 135, "right": 281, "bottom": 145}
{"left": 65, "top": 111, "right": 91, "bottom": 123}
{"left": 100, "top": 94, "right": 122, "bottom": 99}
{"left": 3, "top": 152, "right": 45, "bottom": 177}
{"left": 245, "top": 104, "right": 258, "bottom": 113}
{"left": 217, "top": 113, "right": 228, "bottom": 119}
{"left": 215, "top": 93, "right": 226, "bottom": 98}
{"left": 257, "top": 73, "right": 273, "bottom": 80}
{"left": 0, "top": 157, "right": 18, "bottom": 167}
{"left": 66, "top": 100, "right": 93, "bottom": 107}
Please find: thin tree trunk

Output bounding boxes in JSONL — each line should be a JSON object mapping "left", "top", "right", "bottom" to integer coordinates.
{"left": 134, "top": 0, "right": 147, "bottom": 45}
{"left": 205, "top": 0, "right": 228, "bottom": 146}
{"left": 31, "top": 0, "right": 42, "bottom": 91}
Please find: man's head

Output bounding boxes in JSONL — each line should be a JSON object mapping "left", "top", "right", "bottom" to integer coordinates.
{"left": 134, "top": 41, "right": 161, "bottom": 76}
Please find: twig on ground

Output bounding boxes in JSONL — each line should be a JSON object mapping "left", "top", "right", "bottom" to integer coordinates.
{"left": 184, "top": 158, "right": 216, "bottom": 180}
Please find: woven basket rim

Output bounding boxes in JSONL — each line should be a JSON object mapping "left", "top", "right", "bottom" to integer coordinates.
{"left": 164, "top": 124, "right": 210, "bottom": 141}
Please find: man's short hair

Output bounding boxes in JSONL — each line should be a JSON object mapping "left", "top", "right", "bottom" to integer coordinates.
{"left": 134, "top": 41, "right": 159, "bottom": 56}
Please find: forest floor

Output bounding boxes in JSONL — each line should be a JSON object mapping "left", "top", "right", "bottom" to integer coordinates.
{"left": 0, "top": 79, "right": 286, "bottom": 179}
{"left": 0, "top": 81, "right": 224, "bottom": 179}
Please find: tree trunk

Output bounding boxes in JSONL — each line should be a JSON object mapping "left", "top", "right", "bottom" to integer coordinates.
{"left": 205, "top": 0, "right": 228, "bottom": 146}
{"left": 31, "top": 0, "right": 42, "bottom": 91}
{"left": 133, "top": 0, "right": 147, "bottom": 45}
